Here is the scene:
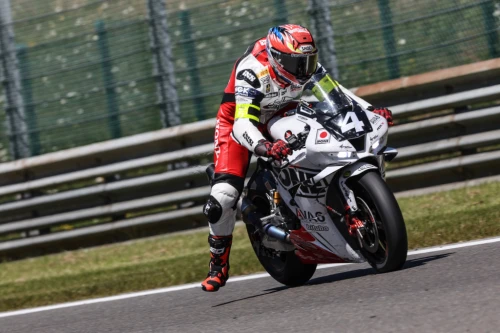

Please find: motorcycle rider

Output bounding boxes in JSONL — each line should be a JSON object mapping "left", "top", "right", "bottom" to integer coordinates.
{"left": 201, "top": 24, "right": 394, "bottom": 292}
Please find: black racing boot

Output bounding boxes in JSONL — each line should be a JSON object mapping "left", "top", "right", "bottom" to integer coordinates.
{"left": 201, "top": 235, "right": 232, "bottom": 292}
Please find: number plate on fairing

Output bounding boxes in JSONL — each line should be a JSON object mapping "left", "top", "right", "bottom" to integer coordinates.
{"left": 326, "top": 108, "right": 373, "bottom": 139}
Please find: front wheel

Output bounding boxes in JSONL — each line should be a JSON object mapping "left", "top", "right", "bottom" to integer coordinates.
{"left": 351, "top": 171, "right": 408, "bottom": 273}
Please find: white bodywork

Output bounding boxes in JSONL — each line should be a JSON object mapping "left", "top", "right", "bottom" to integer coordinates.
{"left": 267, "top": 108, "right": 389, "bottom": 263}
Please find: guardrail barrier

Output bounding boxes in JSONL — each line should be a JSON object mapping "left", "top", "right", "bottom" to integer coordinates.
{"left": 1, "top": 59, "right": 500, "bottom": 257}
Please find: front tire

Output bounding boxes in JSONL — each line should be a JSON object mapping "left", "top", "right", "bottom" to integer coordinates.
{"left": 351, "top": 171, "right": 408, "bottom": 273}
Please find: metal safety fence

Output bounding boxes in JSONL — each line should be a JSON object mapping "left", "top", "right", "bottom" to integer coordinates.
{"left": 0, "top": 58, "right": 499, "bottom": 257}
{"left": 0, "top": 0, "right": 499, "bottom": 161}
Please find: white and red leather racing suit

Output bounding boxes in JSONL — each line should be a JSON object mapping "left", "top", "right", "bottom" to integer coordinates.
{"left": 204, "top": 37, "right": 372, "bottom": 236}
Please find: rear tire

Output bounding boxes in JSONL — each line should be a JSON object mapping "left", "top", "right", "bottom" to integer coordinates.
{"left": 245, "top": 192, "right": 316, "bottom": 287}
{"left": 351, "top": 171, "right": 408, "bottom": 273}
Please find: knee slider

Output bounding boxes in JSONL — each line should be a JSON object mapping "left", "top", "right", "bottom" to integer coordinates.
{"left": 204, "top": 183, "right": 239, "bottom": 225}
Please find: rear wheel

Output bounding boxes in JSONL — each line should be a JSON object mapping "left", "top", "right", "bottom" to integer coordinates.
{"left": 350, "top": 171, "right": 408, "bottom": 272}
{"left": 245, "top": 193, "right": 316, "bottom": 287}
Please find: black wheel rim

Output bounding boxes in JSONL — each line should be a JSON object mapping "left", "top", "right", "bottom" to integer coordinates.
{"left": 356, "top": 196, "right": 388, "bottom": 266}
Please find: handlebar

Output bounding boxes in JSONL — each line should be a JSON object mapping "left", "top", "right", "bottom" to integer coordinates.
{"left": 284, "top": 125, "right": 310, "bottom": 151}
{"left": 263, "top": 124, "right": 310, "bottom": 170}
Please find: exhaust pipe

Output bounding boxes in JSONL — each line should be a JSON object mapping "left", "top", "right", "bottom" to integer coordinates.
{"left": 240, "top": 196, "right": 291, "bottom": 243}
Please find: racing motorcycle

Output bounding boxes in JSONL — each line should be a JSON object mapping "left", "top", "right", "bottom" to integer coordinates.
{"left": 209, "top": 72, "right": 407, "bottom": 287}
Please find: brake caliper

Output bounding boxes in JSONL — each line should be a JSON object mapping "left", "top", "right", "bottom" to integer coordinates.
{"left": 345, "top": 205, "right": 366, "bottom": 237}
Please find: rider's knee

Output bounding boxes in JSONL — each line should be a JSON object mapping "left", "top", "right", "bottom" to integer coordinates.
{"left": 204, "top": 175, "right": 243, "bottom": 235}
{"left": 203, "top": 182, "right": 239, "bottom": 223}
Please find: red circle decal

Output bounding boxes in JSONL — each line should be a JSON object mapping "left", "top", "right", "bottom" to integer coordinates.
{"left": 320, "top": 131, "right": 328, "bottom": 138}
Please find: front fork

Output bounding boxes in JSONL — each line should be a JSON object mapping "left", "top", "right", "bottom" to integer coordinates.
{"left": 337, "top": 161, "right": 380, "bottom": 247}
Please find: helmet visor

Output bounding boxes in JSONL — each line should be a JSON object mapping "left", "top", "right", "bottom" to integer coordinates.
{"left": 270, "top": 48, "right": 318, "bottom": 81}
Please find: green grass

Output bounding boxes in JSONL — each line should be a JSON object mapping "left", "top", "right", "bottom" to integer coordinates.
{"left": 1, "top": 181, "right": 500, "bottom": 312}
{"left": 401, "top": 182, "right": 500, "bottom": 247}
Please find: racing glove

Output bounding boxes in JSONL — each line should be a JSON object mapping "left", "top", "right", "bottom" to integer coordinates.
{"left": 368, "top": 106, "right": 394, "bottom": 127}
{"left": 254, "top": 139, "right": 292, "bottom": 161}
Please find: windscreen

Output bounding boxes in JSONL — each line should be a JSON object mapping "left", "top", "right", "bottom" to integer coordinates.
{"left": 304, "top": 72, "right": 353, "bottom": 116}
{"left": 302, "top": 73, "right": 372, "bottom": 140}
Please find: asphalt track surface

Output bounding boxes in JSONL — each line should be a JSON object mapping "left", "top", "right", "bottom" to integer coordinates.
{"left": 1, "top": 239, "right": 500, "bottom": 333}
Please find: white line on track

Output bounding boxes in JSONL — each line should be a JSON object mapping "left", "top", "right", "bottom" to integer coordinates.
{"left": 1, "top": 236, "right": 500, "bottom": 319}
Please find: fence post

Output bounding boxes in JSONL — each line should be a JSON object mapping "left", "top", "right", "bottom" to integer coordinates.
{"left": 308, "top": 0, "right": 339, "bottom": 80}
{"left": 17, "top": 44, "right": 40, "bottom": 156}
{"left": 147, "top": 0, "right": 180, "bottom": 127}
{"left": 0, "top": 0, "right": 30, "bottom": 159}
{"left": 377, "top": 0, "right": 400, "bottom": 79}
{"left": 273, "top": 0, "right": 288, "bottom": 25}
{"left": 481, "top": 1, "right": 499, "bottom": 59}
{"left": 178, "top": 9, "right": 205, "bottom": 121}
{"left": 95, "top": 20, "right": 122, "bottom": 139}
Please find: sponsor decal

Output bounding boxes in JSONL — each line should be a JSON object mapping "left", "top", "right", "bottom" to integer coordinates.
{"left": 243, "top": 131, "right": 254, "bottom": 146}
{"left": 203, "top": 203, "right": 210, "bottom": 215}
{"left": 235, "top": 96, "right": 253, "bottom": 104}
{"left": 266, "top": 83, "right": 271, "bottom": 94}
{"left": 315, "top": 129, "right": 331, "bottom": 144}
{"left": 299, "top": 45, "right": 314, "bottom": 52}
{"left": 288, "top": 27, "right": 308, "bottom": 34}
{"left": 284, "top": 130, "right": 293, "bottom": 140}
{"left": 370, "top": 115, "right": 381, "bottom": 125}
{"left": 376, "top": 123, "right": 383, "bottom": 131}
{"left": 263, "top": 96, "right": 294, "bottom": 110}
{"left": 296, "top": 209, "right": 326, "bottom": 222}
{"left": 214, "top": 118, "right": 220, "bottom": 166}
{"left": 235, "top": 86, "right": 260, "bottom": 98}
{"left": 279, "top": 168, "right": 329, "bottom": 197}
{"left": 259, "top": 39, "right": 266, "bottom": 46}
{"left": 339, "top": 179, "right": 353, "bottom": 205}
{"left": 241, "top": 70, "right": 256, "bottom": 81}
{"left": 339, "top": 143, "right": 352, "bottom": 149}
{"left": 210, "top": 247, "right": 225, "bottom": 254}
{"left": 357, "top": 164, "right": 376, "bottom": 172}
{"left": 291, "top": 84, "right": 302, "bottom": 91}
{"left": 348, "top": 164, "right": 378, "bottom": 179}
{"left": 265, "top": 92, "right": 278, "bottom": 98}
{"left": 280, "top": 89, "right": 286, "bottom": 96}
{"left": 260, "top": 75, "right": 270, "bottom": 84}
{"left": 369, "top": 135, "right": 379, "bottom": 142}
{"left": 306, "top": 224, "right": 329, "bottom": 232}
{"left": 257, "top": 68, "right": 269, "bottom": 78}
{"left": 237, "top": 69, "right": 261, "bottom": 88}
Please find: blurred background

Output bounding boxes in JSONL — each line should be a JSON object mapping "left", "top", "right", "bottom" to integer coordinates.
{"left": 1, "top": 0, "right": 498, "bottom": 160}
{"left": 0, "top": 0, "right": 499, "bottom": 258}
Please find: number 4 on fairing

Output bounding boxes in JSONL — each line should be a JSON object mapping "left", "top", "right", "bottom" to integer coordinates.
{"left": 340, "top": 111, "right": 364, "bottom": 133}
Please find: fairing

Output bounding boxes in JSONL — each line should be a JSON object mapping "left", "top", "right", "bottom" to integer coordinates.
{"left": 262, "top": 80, "right": 390, "bottom": 264}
